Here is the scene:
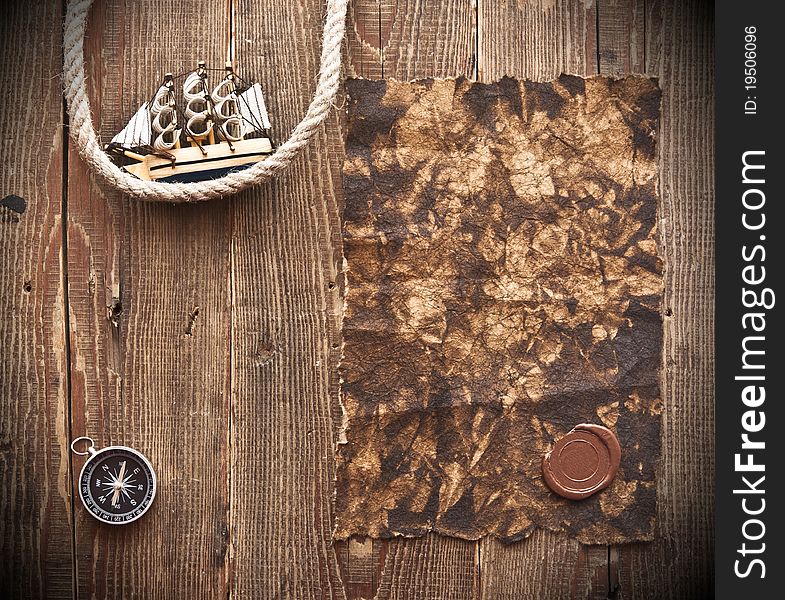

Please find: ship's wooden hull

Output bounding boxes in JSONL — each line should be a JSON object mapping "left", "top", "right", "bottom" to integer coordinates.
{"left": 123, "top": 137, "right": 274, "bottom": 183}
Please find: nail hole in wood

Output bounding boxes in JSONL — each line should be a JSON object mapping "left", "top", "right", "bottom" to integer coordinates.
{"left": 108, "top": 298, "right": 122, "bottom": 327}
{"left": 185, "top": 306, "right": 200, "bottom": 336}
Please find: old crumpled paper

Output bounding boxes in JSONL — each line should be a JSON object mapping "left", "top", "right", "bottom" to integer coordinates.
{"left": 336, "top": 75, "right": 662, "bottom": 544}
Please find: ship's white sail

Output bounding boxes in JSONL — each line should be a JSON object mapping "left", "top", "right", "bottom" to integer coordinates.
{"left": 110, "top": 102, "right": 151, "bottom": 148}
{"left": 183, "top": 71, "right": 205, "bottom": 102}
{"left": 183, "top": 71, "right": 213, "bottom": 139}
{"left": 211, "top": 77, "right": 244, "bottom": 142}
{"left": 150, "top": 83, "right": 181, "bottom": 151}
{"left": 237, "top": 83, "right": 271, "bottom": 135}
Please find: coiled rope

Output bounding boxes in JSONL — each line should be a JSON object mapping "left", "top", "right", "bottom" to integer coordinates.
{"left": 63, "top": 0, "right": 348, "bottom": 203}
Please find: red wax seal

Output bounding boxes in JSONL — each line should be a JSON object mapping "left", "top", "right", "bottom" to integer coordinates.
{"left": 542, "top": 424, "right": 621, "bottom": 500}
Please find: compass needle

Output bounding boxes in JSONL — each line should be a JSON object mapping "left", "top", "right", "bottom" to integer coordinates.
{"left": 111, "top": 460, "right": 127, "bottom": 507}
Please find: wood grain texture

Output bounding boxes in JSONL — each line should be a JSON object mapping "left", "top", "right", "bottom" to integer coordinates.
{"left": 347, "top": 0, "right": 475, "bottom": 80}
{"left": 0, "top": 0, "right": 72, "bottom": 597}
{"left": 373, "top": 535, "right": 479, "bottom": 600}
{"left": 479, "top": 0, "right": 598, "bottom": 81}
{"left": 380, "top": 0, "right": 475, "bottom": 80}
{"left": 335, "top": 534, "right": 482, "bottom": 600}
{"left": 337, "top": 537, "right": 378, "bottom": 599}
{"left": 347, "top": 0, "right": 383, "bottom": 78}
{"left": 67, "top": 1, "right": 233, "bottom": 598}
{"left": 339, "top": 534, "right": 481, "bottom": 600}
{"left": 597, "top": 0, "right": 646, "bottom": 75}
{"left": 615, "top": 1, "right": 715, "bottom": 597}
{"left": 480, "top": 530, "right": 610, "bottom": 600}
{"left": 229, "top": 1, "right": 346, "bottom": 598}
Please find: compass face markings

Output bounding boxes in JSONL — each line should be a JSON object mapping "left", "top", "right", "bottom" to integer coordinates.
{"left": 79, "top": 446, "right": 156, "bottom": 524}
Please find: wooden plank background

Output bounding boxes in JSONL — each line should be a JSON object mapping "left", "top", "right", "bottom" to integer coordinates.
{"left": 0, "top": 0, "right": 713, "bottom": 598}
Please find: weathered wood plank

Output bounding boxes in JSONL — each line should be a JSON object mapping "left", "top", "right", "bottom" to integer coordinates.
{"left": 67, "top": 1, "right": 233, "bottom": 598}
{"left": 380, "top": 0, "right": 475, "bottom": 79}
{"left": 477, "top": 1, "right": 610, "bottom": 597}
{"left": 616, "top": 1, "right": 715, "bottom": 597}
{"left": 340, "top": 535, "right": 480, "bottom": 600}
{"left": 337, "top": 537, "right": 379, "bottom": 599}
{"left": 479, "top": 0, "right": 598, "bottom": 81}
{"left": 341, "top": 535, "right": 481, "bottom": 600}
{"left": 339, "top": 2, "right": 479, "bottom": 598}
{"left": 374, "top": 535, "right": 479, "bottom": 600}
{"left": 347, "top": 0, "right": 475, "bottom": 80}
{"left": 597, "top": 0, "right": 646, "bottom": 75}
{"left": 480, "top": 531, "right": 609, "bottom": 600}
{"left": 347, "top": 0, "right": 383, "bottom": 78}
{"left": 0, "top": 1, "right": 72, "bottom": 597}
{"left": 229, "top": 1, "right": 346, "bottom": 598}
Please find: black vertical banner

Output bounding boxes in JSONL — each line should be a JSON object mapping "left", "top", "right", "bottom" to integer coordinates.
{"left": 716, "top": 2, "right": 783, "bottom": 597}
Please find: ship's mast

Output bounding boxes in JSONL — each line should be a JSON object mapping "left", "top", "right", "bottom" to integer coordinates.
{"left": 226, "top": 0, "right": 236, "bottom": 74}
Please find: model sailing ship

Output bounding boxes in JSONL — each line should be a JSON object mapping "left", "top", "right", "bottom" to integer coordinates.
{"left": 106, "top": 61, "right": 273, "bottom": 183}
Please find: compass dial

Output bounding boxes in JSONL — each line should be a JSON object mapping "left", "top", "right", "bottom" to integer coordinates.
{"left": 78, "top": 446, "right": 156, "bottom": 524}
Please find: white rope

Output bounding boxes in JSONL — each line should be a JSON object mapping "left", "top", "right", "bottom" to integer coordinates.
{"left": 63, "top": 0, "right": 348, "bottom": 203}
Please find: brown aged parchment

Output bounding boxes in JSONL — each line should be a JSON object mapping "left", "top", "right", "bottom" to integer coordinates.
{"left": 336, "top": 75, "right": 662, "bottom": 544}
